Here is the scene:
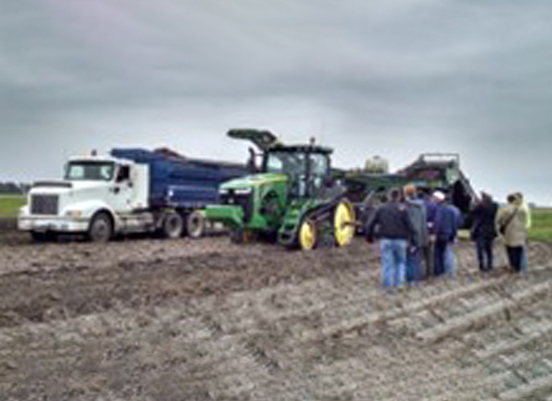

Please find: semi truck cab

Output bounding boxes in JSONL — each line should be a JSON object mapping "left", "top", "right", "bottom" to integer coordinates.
{"left": 18, "top": 155, "right": 150, "bottom": 242}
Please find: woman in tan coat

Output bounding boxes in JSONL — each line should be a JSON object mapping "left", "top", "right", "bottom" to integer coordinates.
{"left": 495, "top": 194, "right": 528, "bottom": 272}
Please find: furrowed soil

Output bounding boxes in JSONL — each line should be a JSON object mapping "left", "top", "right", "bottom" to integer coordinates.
{"left": 1, "top": 233, "right": 552, "bottom": 401}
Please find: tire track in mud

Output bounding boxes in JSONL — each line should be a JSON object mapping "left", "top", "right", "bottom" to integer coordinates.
{"left": 0, "top": 247, "right": 356, "bottom": 329}
{"left": 1, "top": 238, "right": 552, "bottom": 400}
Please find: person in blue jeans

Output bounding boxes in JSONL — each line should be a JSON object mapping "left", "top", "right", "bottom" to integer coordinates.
{"left": 431, "top": 191, "right": 462, "bottom": 277}
{"left": 365, "top": 188, "right": 415, "bottom": 287}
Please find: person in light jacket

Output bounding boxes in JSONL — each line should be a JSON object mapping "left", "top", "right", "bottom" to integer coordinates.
{"left": 495, "top": 194, "right": 528, "bottom": 272}
{"left": 514, "top": 192, "right": 531, "bottom": 272}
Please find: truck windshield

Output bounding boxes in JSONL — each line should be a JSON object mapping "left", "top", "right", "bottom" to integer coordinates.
{"left": 65, "top": 161, "right": 115, "bottom": 181}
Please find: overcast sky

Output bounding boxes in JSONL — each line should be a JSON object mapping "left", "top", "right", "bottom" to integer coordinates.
{"left": 1, "top": 0, "right": 551, "bottom": 204}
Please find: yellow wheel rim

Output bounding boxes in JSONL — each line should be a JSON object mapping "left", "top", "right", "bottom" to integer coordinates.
{"left": 299, "top": 220, "right": 317, "bottom": 250}
{"left": 334, "top": 200, "right": 355, "bottom": 247}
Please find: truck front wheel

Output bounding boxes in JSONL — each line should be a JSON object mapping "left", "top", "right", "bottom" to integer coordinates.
{"left": 162, "top": 212, "right": 184, "bottom": 239}
{"left": 88, "top": 212, "right": 113, "bottom": 243}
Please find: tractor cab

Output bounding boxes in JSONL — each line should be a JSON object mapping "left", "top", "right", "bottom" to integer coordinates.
{"left": 262, "top": 145, "right": 333, "bottom": 199}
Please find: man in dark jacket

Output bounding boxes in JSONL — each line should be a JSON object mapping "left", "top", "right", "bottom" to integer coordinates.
{"left": 404, "top": 184, "right": 429, "bottom": 283}
{"left": 470, "top": 192, "right": 498, "bottom": 272}
{"left": 366, "top": 188, "right": 415, "bottom": 287}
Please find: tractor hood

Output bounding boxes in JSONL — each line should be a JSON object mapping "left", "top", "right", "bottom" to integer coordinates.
{"left": 220, "top": 173, "right": 287, "bottom": 190}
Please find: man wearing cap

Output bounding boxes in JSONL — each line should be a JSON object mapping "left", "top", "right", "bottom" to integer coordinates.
{"left": 404, "top": 184, "right": 429, "bottom": 282}
{"left": 431, "top": 191, "right": 461, "bottom": 277}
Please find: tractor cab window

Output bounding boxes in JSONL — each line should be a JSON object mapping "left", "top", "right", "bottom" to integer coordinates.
{"left": 308, "top": 153, "right": 329, "bottom": 194}
{"left": 65, "top": 161, "right": 115, "bottom": 181}
{"left": 265, "top": 151, "right": 305, "bottom": 176}
{"left": 265, "top": 150, "right": 308, "bottom": 197}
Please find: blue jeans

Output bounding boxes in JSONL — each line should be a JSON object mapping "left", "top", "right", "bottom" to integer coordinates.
{"left": 380, "top": 239, "right": 408, "bottom": 287}
{"left": 435, "top": 239, "right": 455, "bottom": 277}
{"left": 445, "top": 243, "right": 456, "bottom": 277}
{"left": 406, "top": 246, "right": 422, "bottom": 282}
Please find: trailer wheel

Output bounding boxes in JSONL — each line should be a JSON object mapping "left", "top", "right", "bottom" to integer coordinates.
{"left": 186, "top": 210, "right": 205, "bottom": 239}
{"left": 162, "top": 212, "right": 184, "bottom": 239}
{"left": 88, "top": 212, "right": 113, "bottom": 243}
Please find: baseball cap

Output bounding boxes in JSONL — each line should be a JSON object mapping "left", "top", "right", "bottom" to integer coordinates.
{"left": 432, "top": 190, "right": 446, "bottom": 202}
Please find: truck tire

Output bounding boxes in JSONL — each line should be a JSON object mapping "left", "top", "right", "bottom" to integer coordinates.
{"left": 88, "top": 212, "right": 113, "bottom": 243}
{"left": 162, "top": 212, "right": 184, "bottom": 239}
{"left": 186, "top": 210, "right": 205, "bottom": 239}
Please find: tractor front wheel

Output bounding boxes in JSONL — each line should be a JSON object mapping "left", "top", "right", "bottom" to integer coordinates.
{"left": 298, "top": 219, "right": 317, "bottom": 250}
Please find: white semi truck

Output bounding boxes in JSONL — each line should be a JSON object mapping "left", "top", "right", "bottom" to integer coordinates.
{"left": 18, "top": 148, "right": 247, "bottom": 242}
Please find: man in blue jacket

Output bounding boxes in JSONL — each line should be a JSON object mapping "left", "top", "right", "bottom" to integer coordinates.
{"left": 431, "top": 191, "right": 462, "bottom": 277}
{"left": 365, "top": 188, "right": 415, "bottom": 287}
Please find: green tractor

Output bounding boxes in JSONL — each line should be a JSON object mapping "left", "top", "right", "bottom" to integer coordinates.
{"left": 205, "top": 129, "right": 356, "bottom": 250}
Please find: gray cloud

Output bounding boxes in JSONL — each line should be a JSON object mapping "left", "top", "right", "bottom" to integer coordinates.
{"left": 1, "top": 0, "right": 551, "bottom": 204}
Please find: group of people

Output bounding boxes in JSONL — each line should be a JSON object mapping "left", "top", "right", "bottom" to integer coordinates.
{"left": 471, "top": 191, "right": 530, "bottom": 273}
{"left": 365, "top": 185, "right": 530, "bottom": 288}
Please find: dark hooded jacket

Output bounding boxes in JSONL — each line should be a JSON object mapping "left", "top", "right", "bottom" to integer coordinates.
{"left": 470, "top": 200, "right": 498, "bottom": 240}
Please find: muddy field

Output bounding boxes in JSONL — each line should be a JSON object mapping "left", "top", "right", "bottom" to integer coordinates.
{"left": 1, "top": 231, "right": 552, "bottom": 401}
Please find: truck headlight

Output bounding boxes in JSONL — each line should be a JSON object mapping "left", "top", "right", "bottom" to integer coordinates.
{"left": 219, "top": 188, "right": 229, "bottom": 195}
{"left": 65, "top": 210, "right": 82, "bottom": 219}
{"left": 234, "top": 188, "right": 252, "bottom": 195}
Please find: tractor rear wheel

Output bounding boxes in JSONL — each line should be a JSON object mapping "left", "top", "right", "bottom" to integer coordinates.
{"left": 298, "top": 219, "right": 317, "bottom": 250}
{"left": 334, "top": 200, "right": 355, "bottom": 247}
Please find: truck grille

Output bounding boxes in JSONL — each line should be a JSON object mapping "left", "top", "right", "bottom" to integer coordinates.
{"left": 221, "top": 191, "right": 253, "bottom": 223}
{"left": 31, "top": 195, "right": 59, "bottom": 215}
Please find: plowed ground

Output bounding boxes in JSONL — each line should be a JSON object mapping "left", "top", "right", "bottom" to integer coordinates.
{"left": 1, "top": 232, "right": 552, "bottom": 401}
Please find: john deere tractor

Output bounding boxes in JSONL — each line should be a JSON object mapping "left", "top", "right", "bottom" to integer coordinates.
{"left": 205, "top": 129, "right": 356, "bottom": 250}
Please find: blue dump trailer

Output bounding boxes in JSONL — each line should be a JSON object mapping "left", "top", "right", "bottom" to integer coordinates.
{"left": 111, "top": 148, "right": 247, "bottom": 209}
{"left": 108, "top": 147, "right": 249, "bottom": 239}
{"left": 18, "top": 146, "right": 248, "bottom": 243}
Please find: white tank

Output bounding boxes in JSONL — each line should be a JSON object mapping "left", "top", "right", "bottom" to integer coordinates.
{"left": 364, "top": 156, "right": 389, "bottom": 173}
